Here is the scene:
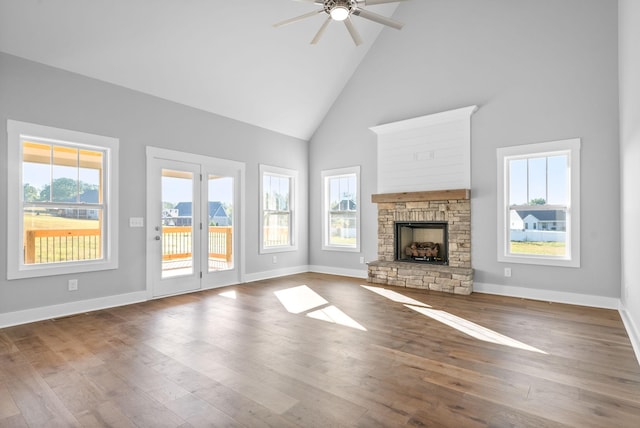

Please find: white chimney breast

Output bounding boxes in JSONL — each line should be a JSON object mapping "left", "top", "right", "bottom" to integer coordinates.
{"left": 370, "top": 105, "right": 478, "bottom": 194}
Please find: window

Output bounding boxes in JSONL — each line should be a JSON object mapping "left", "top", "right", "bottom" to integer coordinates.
{"left": 497, "top": 139, "right": 580, "bottom": 267}
{"left": 260, "top": 165, "right": 297, "bottom": 253}
{"left": 7, "top": 120, "right": 119, "bottom": 279}
{"left": 322, "top": 166, "right": 360, "bottom": 251}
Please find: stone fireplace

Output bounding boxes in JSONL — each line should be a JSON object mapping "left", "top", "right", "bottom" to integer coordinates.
{"left": 367, "top": 189, "right": 473, "bottom": 295}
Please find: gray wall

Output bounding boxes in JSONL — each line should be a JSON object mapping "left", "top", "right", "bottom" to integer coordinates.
{"left": 0, "top": 53, "right": 309, "bottom": 315}
{"left": 620, "top": 0, "right": 640, "bottom": 345}
{"left": 310, "top": 0, "right": 621, "bottom": 298}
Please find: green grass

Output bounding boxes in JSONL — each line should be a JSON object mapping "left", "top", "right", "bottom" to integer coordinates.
{"left": 330, "top": 236, "right": 357, "bottom": 246}
{"left": 24, "top": 213, "right": 99, "bottom": 229}
{"left": 510, "top": 241, "right": 566, "bottom": 256}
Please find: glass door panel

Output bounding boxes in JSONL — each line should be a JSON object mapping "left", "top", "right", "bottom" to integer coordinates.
{"left": 161, "top": 169, "right": 195, "bottom": 278}
{"left": 207, "top": 175, "right": 234, "bottom": 272}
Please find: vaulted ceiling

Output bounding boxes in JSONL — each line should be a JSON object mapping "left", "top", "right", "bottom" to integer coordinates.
{"left": 0, "top": 0, "right": 404, "bottom": 140}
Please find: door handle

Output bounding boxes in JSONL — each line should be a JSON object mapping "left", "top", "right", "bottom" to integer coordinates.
{"left": 155, "top": 236, "right": 161, "bottom": 241}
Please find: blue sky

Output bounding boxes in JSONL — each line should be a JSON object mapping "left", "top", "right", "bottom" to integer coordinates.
{"left": 509, "top": 155, "right": 568, "bottom": 206}
{"left": 329, "top": 175, "right": 356, "bottom": 204}
{"left": 23, "top": 163, "right": 99, "bottom": 191}
{"left": 162, "top": 175, "right": 233, "bottom": 206}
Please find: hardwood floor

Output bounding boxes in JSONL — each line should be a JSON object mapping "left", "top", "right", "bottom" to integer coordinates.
{"left": 1, "top": 273, "right": 639, "bottom": 427}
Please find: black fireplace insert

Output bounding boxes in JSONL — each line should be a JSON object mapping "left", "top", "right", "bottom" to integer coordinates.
{"left": 395, "top": 221, "right": 448, "bottom": 265}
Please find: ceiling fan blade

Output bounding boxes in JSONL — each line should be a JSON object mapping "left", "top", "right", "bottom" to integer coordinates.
{"left": 352, "top": 8, "right": 404, "bottom": 30}
{"left": 363, "top": 0, "right": 408, "bottom": 5}
{"left": 295, "top": 0, "right": 323, "bottom": 3}
{"left": 311, "top": 17, "right": 332, "bottom": 44}
{"left": 344, "top": 18, "right": 364, "bottom": 46}
{"left": 273, "top": 10, "right": 323, "bottom": 28}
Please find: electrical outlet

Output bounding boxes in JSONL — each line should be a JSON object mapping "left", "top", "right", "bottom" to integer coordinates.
{"left": 359, "top": 257, "right": 365, "bottom": 264}
{"left": 68, "top": 279, "right": 78, "bottom": 291}
{"left": 272, "top": 255, "right": 277, "bottom": 264}
{"left": 504, "top": 268, "right": 512, "bottom": 278}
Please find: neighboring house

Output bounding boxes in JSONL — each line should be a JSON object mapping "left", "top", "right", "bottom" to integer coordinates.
{"left": 58, "top": 208, "right": 99, "bottom": 220}
{"left": 337, "top": 199, "right": 356, "bottom": 211}
{"left": 162, "top": 208, "right": 179, "bottom": 218}
{"left": 509, "top": 210, "right": 524, "bottom": 230}
{"left": 58, "top": 189, "right": 100, "bottom": 220}
{"left": 80, "top": 189, "right": 99, "bottom": 204}
{"left": 166, "top": 201, "right": 231, "bottom": 227}
{"left": 513, "top": 210, "right": 567, "bottom": 231}
{"left": 208, "top": 202, "right": 231, "bottom": 226}
{"left": 333, "top": 199, "right": 357, "bottom": 238}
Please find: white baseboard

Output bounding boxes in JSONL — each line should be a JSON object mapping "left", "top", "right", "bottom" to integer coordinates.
{"left": 308, "top": 265, "right": 368, "bottom": 279}
{"left": 473, "top": 282, "right": 620, "bottom": 310}
{"left": 243, "top": 265, "right": 310, "bottom": 283}
{"left": 0, "top": 265, "right": 313, "bottom": 328}
{"left": 243, "top": 264, "right": 369, "bottom": 284}
{"left": 0, "top": 291, "right": 148, "bottom": 329}
{"left": 619, "top": 305, "right": 640, "bottom": 366}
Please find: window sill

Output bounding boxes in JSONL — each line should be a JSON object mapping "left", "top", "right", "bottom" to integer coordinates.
{"left": 260, "top": 245, "right": 298, "bottom": 254}
{"left": 322, "top": 245, "right": 360, "bottom": 253}
{"left": 7, "top": 259, "right": 119, "bottom": 280}
{"left": 498, "top": 253, "right": 579, "bottom": 268}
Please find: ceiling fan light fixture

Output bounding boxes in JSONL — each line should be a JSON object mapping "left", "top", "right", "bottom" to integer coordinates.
{"left": 274, "top": 0, "right": 406, "bottom": 46}
{"left": 330, "top": 6, "right": 350, "bottom": 21}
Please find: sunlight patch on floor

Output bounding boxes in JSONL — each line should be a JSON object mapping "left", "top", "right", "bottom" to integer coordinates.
{"left": 307, "top": 305, "right": 367, "bottom": 331}
{"left": 406, "top": 305, "right": 547, "bottom": 354}
{"left": 219, "top": 290, "right": 237, "bottom": 299}
{"left": 361, "top": 285, "right": 431, "bottom": 307}
{"left": 361, "top": 284, "right": 546, "bottom": 354}
{"left": 274, "top": 285, "right": 328, "bottom": 314}
{"left": 274, "top": 285, "right": 366, "bottom": 331}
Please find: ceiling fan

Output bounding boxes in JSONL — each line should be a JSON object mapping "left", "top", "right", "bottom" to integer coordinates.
{"left": 274, "top": 0, "right": 408, "bottom": 46}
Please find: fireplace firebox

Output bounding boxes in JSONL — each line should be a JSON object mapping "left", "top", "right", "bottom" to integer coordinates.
{"left": 395, "top": 222, "right": 448, "bottom": 265}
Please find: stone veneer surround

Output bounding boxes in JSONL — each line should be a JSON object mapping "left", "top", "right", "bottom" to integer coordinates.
{"left": 368, "top": 190, "right": 473, "bottom": 295}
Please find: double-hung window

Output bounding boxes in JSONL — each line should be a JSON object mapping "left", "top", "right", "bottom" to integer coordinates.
{"left": 260, "top": 165, "right": 297, "bottom": 253}
{"left": 497, "top": 138, "right": 580, "bottom": 267}
{"left": 7, "top": 120, "right": 119, "bottom": 279}
{"left": 322, "top": 166, "right": 360, "bottom": 252}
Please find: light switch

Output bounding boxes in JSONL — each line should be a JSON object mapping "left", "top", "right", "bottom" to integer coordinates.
{"left": 129, "top": 217, "right": 144, "bottom": 228}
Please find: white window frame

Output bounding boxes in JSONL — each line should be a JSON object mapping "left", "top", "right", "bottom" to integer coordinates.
{"left": 259, "top": 164, "right": 297, "bottom": 253}
{"left": 7, "top": 120, "right": 119, "bottom": 279}
{"left": 497, "top": 138, "right": 580, "bottom": 267}
{"left": 321, "top": 166, "right": 361, "bottom": 252}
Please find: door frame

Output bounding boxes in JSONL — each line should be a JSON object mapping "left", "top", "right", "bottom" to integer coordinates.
{"left": 145, "top": 146, "right": 246, "bottom": 299}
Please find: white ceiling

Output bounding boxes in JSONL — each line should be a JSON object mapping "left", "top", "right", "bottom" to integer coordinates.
{"left": 0, "top": 0, "right": 403, "bottom": 140}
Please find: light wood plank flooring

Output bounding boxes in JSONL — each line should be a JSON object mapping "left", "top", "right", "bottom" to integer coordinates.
{"left": 1, "top": 273, "right": 639, "bottom": 427}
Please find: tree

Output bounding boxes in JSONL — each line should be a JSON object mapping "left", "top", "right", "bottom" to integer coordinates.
{"left": 23, "top": 183, "right": 39, "bottom": 202}
{"left": 529, "top": 198, "right": 546, "bottom": 205}
{"left": 39, "top": 178, "right": 79, "bottom": 202}
{"left": 221, "top": 202, "right": 233, "bottom": 225}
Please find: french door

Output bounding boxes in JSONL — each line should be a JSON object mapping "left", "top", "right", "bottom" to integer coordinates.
{"left": 146, "top": 147, "right": 244, "bottom": 298}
